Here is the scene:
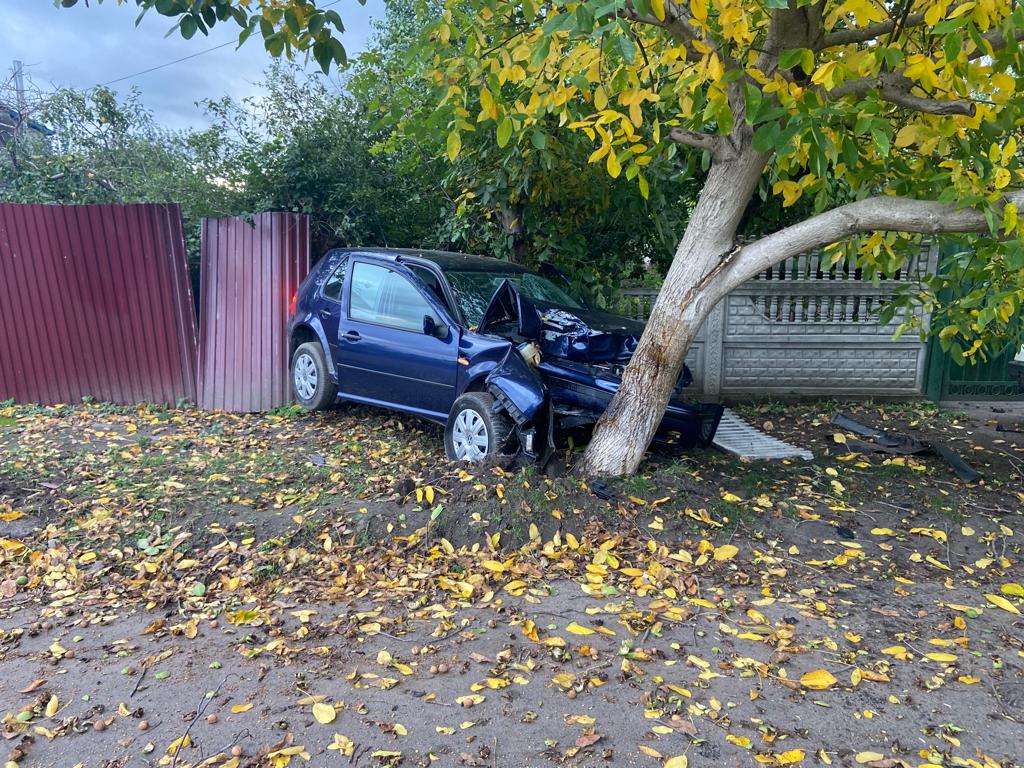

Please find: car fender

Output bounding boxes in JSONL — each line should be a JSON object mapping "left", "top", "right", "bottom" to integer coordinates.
{"left": 289, "top": 314, "right": 336, "bottom": 378}
{"left": 485, "top": 346, "right": 546, "bottom": 425}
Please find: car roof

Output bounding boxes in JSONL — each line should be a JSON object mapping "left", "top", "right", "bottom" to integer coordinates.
{"left": 326, "top": 247, "right": 531, "bottom": 273}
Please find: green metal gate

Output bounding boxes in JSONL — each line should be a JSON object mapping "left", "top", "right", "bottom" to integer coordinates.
{"left": 923, "top": 336, "right": 1023, "bottom": 401}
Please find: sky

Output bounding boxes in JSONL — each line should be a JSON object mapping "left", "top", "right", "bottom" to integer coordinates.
{"left": 1, "top": 0, "right": 384, "bottom": 131}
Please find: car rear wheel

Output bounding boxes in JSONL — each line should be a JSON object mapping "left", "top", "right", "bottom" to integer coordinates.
{"left": 291, "top": 342, "right": 337, "bottom": 411}
{"left": 444, "top": 392, "right": 514, "bottom": 462}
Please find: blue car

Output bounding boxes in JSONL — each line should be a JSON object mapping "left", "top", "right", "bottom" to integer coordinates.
{"left": 288, "top": 248, "right": 722, "bottom": 462}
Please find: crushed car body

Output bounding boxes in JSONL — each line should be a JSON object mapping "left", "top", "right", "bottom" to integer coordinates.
{"left": 287, "top": 247, "right": 723, "bottom": 462}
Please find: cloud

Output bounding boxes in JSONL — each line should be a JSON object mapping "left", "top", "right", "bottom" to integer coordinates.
{"left": 1, "top": 0, "right": 383, "bottom": 130}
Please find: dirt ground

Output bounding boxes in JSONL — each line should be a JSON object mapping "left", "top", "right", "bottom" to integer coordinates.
{"left": 1, "top": 399, "right": 1022, "bottom": 768}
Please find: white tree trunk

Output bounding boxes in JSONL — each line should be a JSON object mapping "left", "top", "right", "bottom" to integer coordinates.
{"left": 577, "top": 149, "right": 767, "bottom": 476}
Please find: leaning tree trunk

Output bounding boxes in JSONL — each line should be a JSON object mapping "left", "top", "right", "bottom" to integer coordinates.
{"left": 578, "top": 149, "right": 767, "bottom": 477}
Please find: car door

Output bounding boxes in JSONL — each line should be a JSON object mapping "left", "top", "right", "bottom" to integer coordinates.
{"left": 317, "top": 256, "right": 348, "bottom": 369}
{"left": 337, "top": 260, "right": 458, "bottom": 419}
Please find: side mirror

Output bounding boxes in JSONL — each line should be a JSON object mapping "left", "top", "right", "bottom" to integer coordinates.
{"left": 423, "top": 314, "right": 447, "bottom": 338}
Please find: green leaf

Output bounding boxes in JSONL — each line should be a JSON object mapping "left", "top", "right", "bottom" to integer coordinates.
{"left": 531, "top": 130, "right": 547, "bottom": 150}
{"left": 496, "top": 118, "right": 513, "bottom": 149}
{"left": 872, "top": 126, "right": 891, "bottom": 158}
{"left": 180, "top": 14, "right": 197, "bottom": 40}
{"left": 778, "top": 48, "right": 807, "bottom": 71}
{"left": 615, "top": 34, "right": 636, "bottom": 64}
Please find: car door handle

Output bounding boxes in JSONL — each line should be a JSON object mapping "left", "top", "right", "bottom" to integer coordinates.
{"left": 342, "top": 330, "right": 361, "bottom": 342}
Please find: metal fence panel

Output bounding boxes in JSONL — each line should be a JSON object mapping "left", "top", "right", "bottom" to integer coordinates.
{"left": 197, "top": 213, "right": 310, "bottom": 412}
{"left": 0, "top": 203, "right": 198, "bottom": 406}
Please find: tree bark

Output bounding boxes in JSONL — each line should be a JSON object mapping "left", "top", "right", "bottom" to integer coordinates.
{"left": 577, "top": 148, "right": 767, "bottom": 476}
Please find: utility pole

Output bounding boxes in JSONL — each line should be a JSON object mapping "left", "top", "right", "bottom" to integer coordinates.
{"left": 13, "top": 60, "right": 26, "bottom": 115}
{"left": 11, "top": 60, "right": 26, "bottom": 143}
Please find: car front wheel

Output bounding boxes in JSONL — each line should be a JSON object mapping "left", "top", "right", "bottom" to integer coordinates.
{"left": 444, "top": 392, "right": 514, "bottom": 462}
{"left": 291, "top": 342, "right": 337, "bottom": 411}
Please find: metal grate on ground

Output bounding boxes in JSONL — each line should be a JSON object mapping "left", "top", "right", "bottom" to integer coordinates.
{"left": 712, "top": 408, "right": 813, "bottom": 460}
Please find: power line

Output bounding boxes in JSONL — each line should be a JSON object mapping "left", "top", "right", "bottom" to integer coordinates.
{"left": 102, "top": 40, "right": 235, "bottom": 86}
{"left": 98, "top": 0, "right": 344, "bottom": 88}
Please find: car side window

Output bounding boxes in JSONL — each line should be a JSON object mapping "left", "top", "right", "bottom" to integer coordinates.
{"left": 350, "top": 262, "right": 434, "bottom": 333}
{"left": 321, "top": 258, "right": 347, "bottom": 302}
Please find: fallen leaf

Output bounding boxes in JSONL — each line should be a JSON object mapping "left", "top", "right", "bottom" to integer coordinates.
{"left": 856, "top": 752, "right": 884, "bottom": 764}
{"left": 312, "top": 702, "right": 336, "bottom": 724}
{"left": 19, "top": 679, "right": 46, "bottom": 694}
{"left": 799, "top": 669, "right": 838, "bottom": 690}
{"left": 985, "top": 593, "right": 1021, "bottom": 615}
{"left": 566, "top": 622, "right": 595, "bottom": 635}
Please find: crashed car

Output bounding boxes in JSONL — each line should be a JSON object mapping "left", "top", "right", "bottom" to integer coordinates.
{"left": 287, "top": 248, "right": 722, "bottom": 462}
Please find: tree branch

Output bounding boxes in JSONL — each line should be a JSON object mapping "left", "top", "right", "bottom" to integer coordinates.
{"left": 828, "top": 73, "right": 976, "bottom": 116}
{"left": 668, "top": 127, "right": 732, "bottom": 160}
{"left": 716, "top": 192, "right": 1024, "bottom": 297}
{"left": 968, "top": 27, "right": 1024, "bottom": 60}
{"left": 821, "top": 13, "right": 926, "bottom": 49}
{"left": 619, "top": 3, "right": 701, "bottom": 60}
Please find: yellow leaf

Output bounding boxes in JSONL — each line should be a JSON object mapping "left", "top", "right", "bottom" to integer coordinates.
{"left": 799, "top": 669, "right": 838, "bottom": 690}
{"left": 777, "top": 750, "right": 806, "bottom": 765}
{"left": 925, "top": 652, "right": 957, "bottom": 663}
{"left": 446, "top": 131, "right": 462, "bottom": 163}
{"left": 393, "top": 723, "right": 407, "bottom": 736}
{"left": 231, "top": 703, "right": 253, "bottom": 714}
{"left": 810, "top": 60, "right": 839, "bottom": 90}
{"left": 607, "top": 150, "right": 621, "bottom": 179}
{"left": 1002, "top": 583, "right": 1024, "bottom": 597}
{"left": 833, "top": 432, "right": 847, "bottom": 444}
{"left": 664, "top": 756, "right": 689, "bottom": 768}
{"left": 312, "top": 702, "right": 337, "bottom": 724}
{"left": 714, "top": 544, "right": 739, "bottom": 561}
{"left": 721, "top": 492, "right": 743, "bottom": 504}
{"left": 45, "top": 695, "right": 59, "bottom": 718}
{"left": 566, "top": 622, "right": 595, "bottom": 635}
{"left": 651, "top": 0, "right": 666, "bottom": 22}
{"left": 327, "top": 734, "right": 355, "bottom": 756}
{"left": 726, "top": 734, "right": 752, "bottom": 748}
{"left": 856, "top": 752, "right": 884, "bottom": 764}
{"left": 986, "top": 593, "right": 1021, "bottom": 615}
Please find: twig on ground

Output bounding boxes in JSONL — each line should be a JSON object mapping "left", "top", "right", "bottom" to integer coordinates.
{"left": 170, "top": 674, "right": 231, "bottom": 768}
{"left": 129, "top": 664, "right": 148, "bottom": 698}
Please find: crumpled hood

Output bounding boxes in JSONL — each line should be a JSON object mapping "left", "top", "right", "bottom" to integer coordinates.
{"left": 535, "top": 305, "right": 645, "bottom": 363}
{"left": 477, "top": 279, "right": 646, "bottom": 363}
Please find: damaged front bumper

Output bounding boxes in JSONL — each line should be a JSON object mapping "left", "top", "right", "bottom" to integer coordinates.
{"left": 476, "top": 278, "right": 723, "bottom": 461}
{"left": 483, "top": 339, "right": 722, "bottom": 461}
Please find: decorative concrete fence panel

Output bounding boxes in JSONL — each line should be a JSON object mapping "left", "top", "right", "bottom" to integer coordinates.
{"left": 620, "top": 242, "right": 937, "bottom": 398}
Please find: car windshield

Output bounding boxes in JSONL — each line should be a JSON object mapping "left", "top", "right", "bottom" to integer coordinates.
{"left": 444, "top": 269, "right": 583, "bottom": 327}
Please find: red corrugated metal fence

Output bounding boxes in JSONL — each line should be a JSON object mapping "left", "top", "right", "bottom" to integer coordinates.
{"left": 197, "top": 213, "right": 310, "bottom": 412}
{"left": 0, "top": 203, "right": 198, "bottom": 406}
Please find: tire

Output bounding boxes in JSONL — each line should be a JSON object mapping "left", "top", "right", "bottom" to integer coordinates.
{"left": 444, "top": 392, "right": 514, "bottom": 462}
{"left": 291, "top": 341, "right": 337, "bottom": 411}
